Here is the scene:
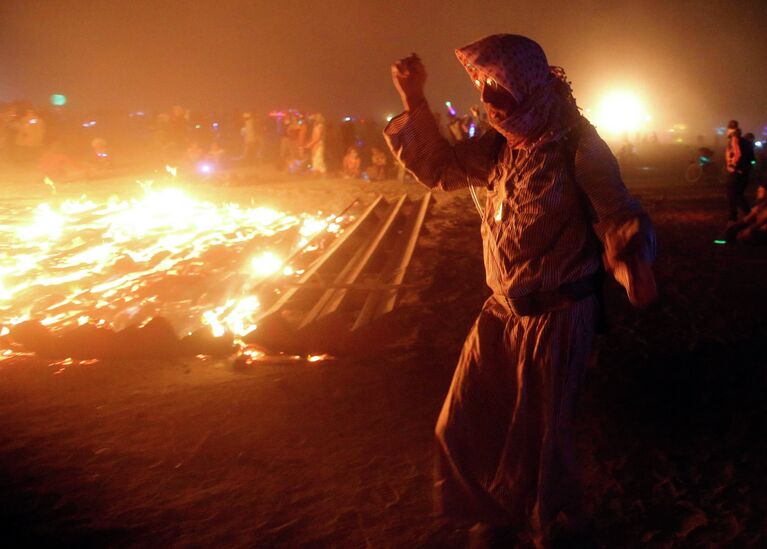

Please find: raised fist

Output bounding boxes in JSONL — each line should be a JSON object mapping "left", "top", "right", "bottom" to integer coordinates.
{"left": 391, "top": 53, "right": 427, "bottom": 111}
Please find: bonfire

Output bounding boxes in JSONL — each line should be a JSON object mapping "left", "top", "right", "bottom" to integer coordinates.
{"left": 0, "top": 179, "right": 349, "bottom": 366}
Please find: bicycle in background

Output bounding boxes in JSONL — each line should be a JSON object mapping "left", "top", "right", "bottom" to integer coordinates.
{"left": 685, "top": 147, "right": 726, "bottom": 184}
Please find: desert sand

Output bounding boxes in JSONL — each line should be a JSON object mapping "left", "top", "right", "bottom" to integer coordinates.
{"left": 0, "top": 170, "right": 765, "bottom": 547}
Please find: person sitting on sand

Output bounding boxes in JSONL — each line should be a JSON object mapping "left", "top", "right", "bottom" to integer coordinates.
{"left": 385, "top": 35, "right": 657, "bottom": 548}
{"left": 366, "top": 147, "right": 388, "bottom": 181}
{"left": 341, "top": 146, "right": 361, "bottom": 179}
{"left": 726, "top": 191, "right": 767, "bottom": 244}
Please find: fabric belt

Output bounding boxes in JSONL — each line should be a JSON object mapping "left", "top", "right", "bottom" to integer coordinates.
{"left": 502, "top": 272, "right": 601, "bottom": 317}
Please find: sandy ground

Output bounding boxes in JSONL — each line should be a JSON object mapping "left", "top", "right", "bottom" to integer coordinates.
{"left": 0, "top": 168, "right": 766, "bottom": 547}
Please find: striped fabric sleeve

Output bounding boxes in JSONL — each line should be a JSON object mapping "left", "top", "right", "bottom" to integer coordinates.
{"left": 383, "top": 102, "right": 497, "bottom": 191}
{"left": 575, "top": 124, "right": 657, "bottom": 264}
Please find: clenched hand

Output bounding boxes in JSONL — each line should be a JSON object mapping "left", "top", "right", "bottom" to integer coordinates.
{"left": 391, "top": 53, "right": 427, "bottom": 112}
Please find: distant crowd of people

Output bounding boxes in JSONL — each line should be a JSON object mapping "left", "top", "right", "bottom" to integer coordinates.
{"left": 0, "top": 99, "right": 501, "bottom": 184}
{"left": 2, "top": 101, "right": 766, "bottom": 226}
{"left": 273, "top": 110, "right": 391, "bottom": 180}
{"left": 0, "top": 102, "right": 411, "bottom": 183}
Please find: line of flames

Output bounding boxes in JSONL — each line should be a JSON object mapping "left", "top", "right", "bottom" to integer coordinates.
{"left": 0, "top": 179, "right": 345, "bottom": 367}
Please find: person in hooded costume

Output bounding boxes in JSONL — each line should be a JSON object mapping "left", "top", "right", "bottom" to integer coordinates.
{"left": 384, "top": 35, "right": 657, "bottom": 547}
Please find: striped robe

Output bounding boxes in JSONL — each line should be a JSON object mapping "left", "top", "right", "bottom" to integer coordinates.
{"left": 384, "top": 102, "right": 656, "bottom": 539}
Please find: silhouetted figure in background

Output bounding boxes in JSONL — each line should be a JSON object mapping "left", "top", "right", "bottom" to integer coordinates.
{"left": 618, "top": 135, "right": 635, "bottom": 167}
{"left": 471, "top": 104, "right": 490, "bottom": 136}
{"left": 14, "top": 108, "right": 46, "bottom": 164}
{"left": 324, "top": 119, "right": 345, "bottom": 174}
{"left": 305, "top": 113, "right": 327, "bottom": 175}
{"left": 286, "top": 113, "right": 307, "bottom": 174}
{"left": 240, "top": 112, "right": 263, "bottom": 163}
{"left": 725, "top": 120, "right": 752, "bottom": 222}
{"left": 743, "top": 132, "right": 756, "bottom": 179}
{"left": 446, "top": 111, "right": 465, "bottom": 143}
{"left": 340, "top": 117, "right": 357, "bottom": 153}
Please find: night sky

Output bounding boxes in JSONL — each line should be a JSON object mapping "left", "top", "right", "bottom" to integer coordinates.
{"left": 1, "top": 0, "right": 766, "bottom": 133}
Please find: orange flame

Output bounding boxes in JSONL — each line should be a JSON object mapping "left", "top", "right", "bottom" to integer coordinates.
{"left": 0, "top": 184, "right": 348, "bottom": 355}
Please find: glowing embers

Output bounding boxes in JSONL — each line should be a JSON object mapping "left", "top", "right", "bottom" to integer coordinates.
{"left": 202, "top": 296, "right": 261, "bottom": 338}
{"left": 234, "top": 339, "right": 334, "bottom": 366}
{"left": 0, "top": 184, "right": 348, "bottom": 359}
{"left": 50, "top": 357, "right": 99, "bottom": 375}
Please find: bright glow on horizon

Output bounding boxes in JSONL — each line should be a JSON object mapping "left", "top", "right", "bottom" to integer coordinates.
{"left": 593, "top": 90, "right": 649, "bottom": 136}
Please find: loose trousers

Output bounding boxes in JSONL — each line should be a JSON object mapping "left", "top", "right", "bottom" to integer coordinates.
{"left": 435, "top": 294, "right": 597, "bottom": 538}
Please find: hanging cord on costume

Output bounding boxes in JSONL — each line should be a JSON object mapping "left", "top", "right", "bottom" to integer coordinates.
{"left": 468, "top": 184, "right": 484, "bottom": 219}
